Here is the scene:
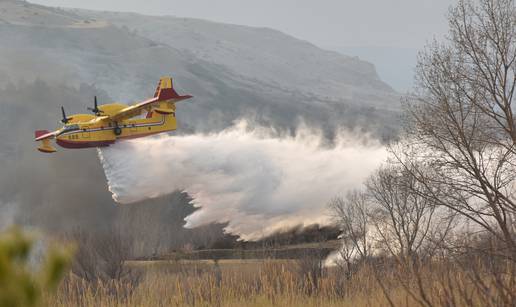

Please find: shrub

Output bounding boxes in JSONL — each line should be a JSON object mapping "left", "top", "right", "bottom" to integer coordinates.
{"left": 0, "top": 227, "right": 72, "bottom": 307}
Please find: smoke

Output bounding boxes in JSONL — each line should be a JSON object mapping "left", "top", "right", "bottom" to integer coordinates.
{"left": 0, "top": 202, "right": 17, "bottom": 231}
{"left": 98, "top": 121, "right": 387, "bottom": 240}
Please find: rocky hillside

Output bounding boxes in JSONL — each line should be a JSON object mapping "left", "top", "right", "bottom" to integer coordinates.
{"left": 79, "top": 10, "right": 396, "bottom": 106}
{"left": 0, "top": 0, "right": 400, "bottom": 137}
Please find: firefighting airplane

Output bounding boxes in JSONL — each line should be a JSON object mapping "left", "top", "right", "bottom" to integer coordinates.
{"left": 34, "top": 77, "right": 192, "bottom": 153}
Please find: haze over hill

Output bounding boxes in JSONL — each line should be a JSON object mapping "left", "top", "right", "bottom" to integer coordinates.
{"left": 329, "top": 46, "right": 419, "bottom": 92}
{"left": 0, "top": 0, "right": 399, "bottom": 243}
{"left": 0, "top": 0, "right": 400, "bottom": 136}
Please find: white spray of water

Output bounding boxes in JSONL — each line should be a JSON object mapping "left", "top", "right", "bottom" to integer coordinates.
{"left": 98, "top": 121, "right": 387, "bottom": 240}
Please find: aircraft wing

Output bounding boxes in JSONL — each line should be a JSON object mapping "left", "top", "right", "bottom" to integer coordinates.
{"left": 108, "top": 77, "right": 192, "bottom": 122}
{"left": 108, "top": 96, "right": 160, "bottom": 122}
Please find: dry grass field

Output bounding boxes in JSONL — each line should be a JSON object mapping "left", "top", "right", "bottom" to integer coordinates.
{"left": 45, "top": 260, "right": 386, "bottom": 307}
{"left": 43, "top": 258, "right": 513, "bottom": 307}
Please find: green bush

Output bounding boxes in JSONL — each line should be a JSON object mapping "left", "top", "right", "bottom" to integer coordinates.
{"left": 0, "top": 228, "right": 72, "bottom": 307}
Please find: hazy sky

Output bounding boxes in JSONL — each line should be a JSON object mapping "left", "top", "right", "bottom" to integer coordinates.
{"left": 31, "top": 0, "right": 454, "bottom": 49}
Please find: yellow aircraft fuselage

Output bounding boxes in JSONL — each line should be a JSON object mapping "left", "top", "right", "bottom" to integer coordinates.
{"left": 55, "top": 102, "right": 177, "bottom": 149}
{"left": 35, "top": 76, "right": 192, "bottom": 153}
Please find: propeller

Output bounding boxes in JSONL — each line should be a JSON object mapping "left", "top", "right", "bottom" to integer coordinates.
{"left": 61, "top": 106, "right": 69, "bottom": 124}
{"left": 88, "top": 96, "right": 103, "bottom": 115}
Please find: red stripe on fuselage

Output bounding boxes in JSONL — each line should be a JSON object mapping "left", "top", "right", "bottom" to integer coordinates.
{"left": 56, "top": 139, "right": 115, "bottom": 149}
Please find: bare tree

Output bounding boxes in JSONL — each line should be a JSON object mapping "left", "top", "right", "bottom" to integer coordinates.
{"left": 399, "top": 0, "right": 516, "bottom": 258}
{"left": 95, "top": 230, "right": 131, "bottom": 281}
{"left": 329, "top": 190, "right": 372, "bottom": 266}
{"left": 368, "top": 165, "right": 450, "bottom": 260}
{"left": 68, "top": 228, "right": 140, "bottom": 284}
{"left": 68, "top": 230, "right": 99, "bottom": 283}
{"left": 376, "top": 0, "right": 516, "bottom": 305}
{"left": 296, "top": 249, "right": 326, "bottom": 295}
{"left": 364, "top": 164, "right": 459, "bottom": 307}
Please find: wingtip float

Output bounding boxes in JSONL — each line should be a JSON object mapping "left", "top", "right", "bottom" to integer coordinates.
{"left": 34, "top": 76, "right": 192, "bottom": 153}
